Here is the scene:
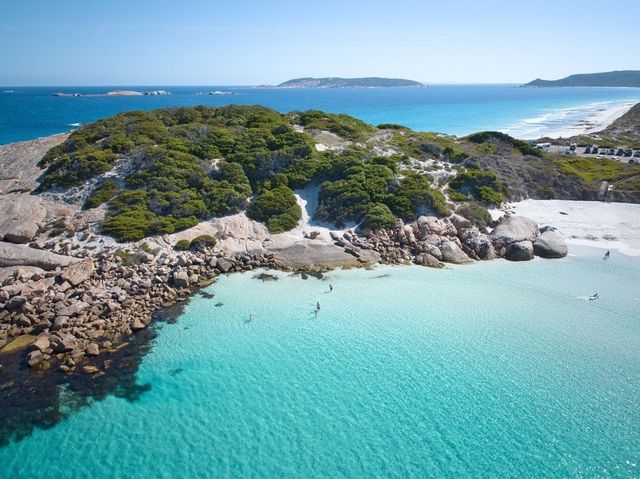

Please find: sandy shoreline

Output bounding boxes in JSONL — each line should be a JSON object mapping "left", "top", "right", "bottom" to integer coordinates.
{"left": 506, "top": 100, "right": 638, "bottom": 139}
{"left": 497, "top": 199, "right": 640, "bottom": 257}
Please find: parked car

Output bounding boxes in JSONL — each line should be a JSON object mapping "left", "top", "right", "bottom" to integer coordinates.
{"left": 629, "top": 159, "right": 637, "bottom": 164}
{"left": 624, "top": 149, "right": 633, "bottom": 157}
{"left": 634, "top": 151, "right": 640, "bottom": 158}
{"left": 608, "top": 148, "right": 616, "bottom": 155}
{"left": 584, "top": 146, "right": 592, "bottom": 154}
{"left": 596, "top": 154, "right": 604, "bottom": 159}
{"left": 570, "top": 143, "right": 577, "bottom": 151}
{"left": 617, "top": 148, "right": 625, "bottom": 156}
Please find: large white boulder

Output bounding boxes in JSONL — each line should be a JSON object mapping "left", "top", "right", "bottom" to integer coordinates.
{"left": 490, "top": 215, "right": 539, "bottom": 247}
{"left": 533, "top": 230, "right": 568, "bottom": 258}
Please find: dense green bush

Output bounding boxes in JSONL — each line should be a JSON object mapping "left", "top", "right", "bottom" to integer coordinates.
{"left": 448, "top": 169, "right": 506, "bottom": 205}
{"left": 443, "top": 146, "right": 469, "bottom": 163}
{"left": 477, "top": 185, "right": 505, "bottom": 204}
{"left": 174, "top": 239, "right": 191, "bottom": 251}
{"left": 360, "top": 203, "right": 397, "bottom": 230}
{"left": 387, "top": 172, "right": 450, "bottom": 218}
{"left": 190, "top": 234, "right": 217, "bottom": 251}
{"left": 247, "top": 186, "right": 302, "bottom": 233}
{"left": 465, "top": 131, "right": 542, "bottom": 158}
{"left": 102, "top": 209, "right": 156, "bottom": 242}
{"left": 39, "top": 149, "right": 116, "bottom": 189}
{"left": 455, "top": 202, "right": 493, "bottom": 228}
{"left": 297, "top": 110, "right": 375, "bottom": 142}
{"left": 316, "top": 159, "right": 395, "bottom": 227}
{"left": 376, "top": 124, "right": 410, "bottom": 130}
{"left": 447, "top": 189, "right": 469, "bottom": 202}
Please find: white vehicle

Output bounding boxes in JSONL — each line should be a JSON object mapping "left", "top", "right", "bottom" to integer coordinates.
{"left": 596, "top": 154, "right": 604, "bottom": 159}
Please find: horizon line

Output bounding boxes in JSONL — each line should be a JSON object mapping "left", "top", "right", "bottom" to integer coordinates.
{"left": 1, "top": 82, "right": 527, "bottom": 88}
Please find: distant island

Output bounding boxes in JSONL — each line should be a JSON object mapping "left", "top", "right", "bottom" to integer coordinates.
{"left": 271, "top": 77, "right": 425, "bottom": 88}
{"left": 525, "top": 70, "right": 640, "bottom": 88}
{"left": 52, "top": 90, "right": 171, "bottom": 97}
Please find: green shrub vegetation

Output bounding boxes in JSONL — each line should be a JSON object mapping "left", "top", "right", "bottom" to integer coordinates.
{"left": 447, "top": 189, "right": 469, "bottom": 202}
{"left": 40, "top": 106, "right": 319, "bottom": 240}
{"left": 455, "top": 202, "right": 492, "bottom": 228}
{"left": 40, "top": 105, "right": 548, "bottom": 242}
{"left": 189, "top": 234, "right": 217, "bottom": 251}
{"left": 376, "top": 123, "right": 410, "bottom": 131}
{"left": 448, "top": 169, "right": 506, "bottom": 205}
{"left": 174, "top": 240, "right": 191, "bottom": 251}
{"left": 174, "top": 235, "right": 217, "bottom": 251}
{"left": 556, "top": 157, "right": 640, "bottom": 182}
{"left": 466, "top": 131, "right": 543, "bottom": 158}
{"left": 296, "top": 110, "right": 375, "bottom": 142}
{"left": 84, "top": 179, "right": 119, "bottom": 209}
{"left": 247, "top": 186, "right": 302, "bottom": 233}
{"left": 361, "top": 203, "right": 397, "bottom": 230}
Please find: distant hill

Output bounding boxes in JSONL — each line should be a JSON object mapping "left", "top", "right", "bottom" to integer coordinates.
{"left": 525, "top": 70, "right": 640, "bottom": 88}
{"left": 275, "top": 77, "right": 424, "bottom": 88}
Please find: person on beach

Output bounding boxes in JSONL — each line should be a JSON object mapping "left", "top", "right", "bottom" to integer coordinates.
{"left": 316, "top": 302, "right": 321, "bottom": 313}
{"left": 329, "top": 284, "right": 333, "bottom": 292}
{"left": 603, "top": 250, "right": 610, "bottom": 260}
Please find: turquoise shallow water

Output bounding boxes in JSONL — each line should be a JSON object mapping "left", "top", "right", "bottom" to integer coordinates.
{"left": 1, "top": 248, "right": 639, "bottom": 478}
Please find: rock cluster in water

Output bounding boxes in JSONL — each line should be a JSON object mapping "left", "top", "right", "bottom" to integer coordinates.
{"left": 0, "top": 243, "right": 286, "bottom": 375}
{"left": 330, "top": 213, "right": 567, "bottom": 267}
{"left": 0, "top": 211, "right": 568, "bottom": 378}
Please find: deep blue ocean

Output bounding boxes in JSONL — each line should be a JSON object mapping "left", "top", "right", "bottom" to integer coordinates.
{"left": 1, "top": 85, "right": 640, "bottom": 144}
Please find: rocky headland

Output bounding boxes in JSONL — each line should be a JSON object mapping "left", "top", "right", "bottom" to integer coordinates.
{"left": 5, "top": 103, "right": 623, "bottom": 388}
{"left": 0, "top": 127, "right": 565, "bottom": 377}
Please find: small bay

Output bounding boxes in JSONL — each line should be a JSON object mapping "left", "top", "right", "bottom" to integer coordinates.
{"left": 1, "top": 248, "right": 638, "bottom": 478}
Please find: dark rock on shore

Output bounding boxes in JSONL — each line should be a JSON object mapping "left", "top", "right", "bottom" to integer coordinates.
{"left": 505, "top": 241, "right": 534, "bottom": 261}
{"left": 413, "top": 253, "right": 445, "bottom": 268}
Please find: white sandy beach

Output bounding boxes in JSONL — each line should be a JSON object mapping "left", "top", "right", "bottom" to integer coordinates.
{"left": 505, "top": 100, "right": 638, "bottom": 139}
{"left": 501, "top": 199, "right": 640, "bottom": 256}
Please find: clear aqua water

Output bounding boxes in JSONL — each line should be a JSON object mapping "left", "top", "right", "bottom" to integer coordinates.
{"left": 1, "top": 85, "right": 640, "bottom": 144}
{"left": 1, "top": 248, "right": 638, "bottom": 478}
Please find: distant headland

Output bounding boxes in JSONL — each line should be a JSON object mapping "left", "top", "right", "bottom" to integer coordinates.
{"left": 524, "top": 70, "right": 640, "bottom": 88}
{"left": 265, "top": 77, "right": 425, "bottom": 88}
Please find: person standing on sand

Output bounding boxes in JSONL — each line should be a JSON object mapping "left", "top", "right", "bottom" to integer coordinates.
{"left": 329, "top": 284, "right": 333, "bottom": 292}
{"left": 603, "top": 250, "right": 610, "bottom": 260}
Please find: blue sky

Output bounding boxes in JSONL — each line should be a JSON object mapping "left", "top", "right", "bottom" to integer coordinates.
{"left": 1, "top": 0, "right": 639, "bottom": 85}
